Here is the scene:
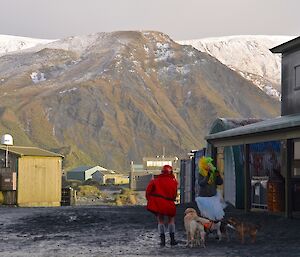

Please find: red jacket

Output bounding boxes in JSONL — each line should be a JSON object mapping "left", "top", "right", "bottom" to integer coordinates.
{"left": 145, "top": 173, "right": 178, "bottom": 217}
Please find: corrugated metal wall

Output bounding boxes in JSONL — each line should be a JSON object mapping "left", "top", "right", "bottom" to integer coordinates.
{"left": 180, "top": 159, "right": 193, "bottom": 203}
{"left": 180, "top": 149, "right": 206, "bottom": 204}
{"left": 17, "top": 156, "right": 62, "bottom": 207}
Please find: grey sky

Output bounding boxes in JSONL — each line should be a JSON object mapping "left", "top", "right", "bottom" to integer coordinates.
{"left": 0, "top": 0, "right": 299, "bottom": 40}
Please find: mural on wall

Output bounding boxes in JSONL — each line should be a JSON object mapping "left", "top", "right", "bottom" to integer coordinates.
{"left": 249, "top": 141, "right": 281, "bottom": 209}
{"left": 249, "top": 141, "right": 281, "bottom": 177}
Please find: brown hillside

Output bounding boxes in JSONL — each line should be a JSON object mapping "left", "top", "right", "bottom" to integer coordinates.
{"left": 0, "top": 31, "right": 280, "bottom": 170}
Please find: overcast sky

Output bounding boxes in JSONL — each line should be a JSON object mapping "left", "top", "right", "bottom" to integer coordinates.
{"left": 1, "top": 0, "right": 299, "bottom": 40}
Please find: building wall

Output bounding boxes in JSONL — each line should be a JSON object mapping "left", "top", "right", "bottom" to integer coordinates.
{"left": 17, "top": 156, "right": 62, "bottom": 207}
{"left": 281, "top": 49, "right": 300, "bottom": 115}
{"left": 130, "top": 172, "right": 155, "bottom": 190}
{"left": 91, "top": 171, "right": 103, "bottom": 183}
{"left": 114, "top": 176, "right": 129, "bottom": 185}
{"left": 103, "top": 174, "right": 129, "bottom": 185}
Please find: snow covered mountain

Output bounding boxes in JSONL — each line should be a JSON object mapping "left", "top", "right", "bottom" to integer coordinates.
{"left": 0, "top": 31, "right": 279, "bottom": 170}
{"left": 0, "top": 35, "right": 54, "bottom": 56}
{"left": 177, "top": 35, "right": 295, "bottom": 100}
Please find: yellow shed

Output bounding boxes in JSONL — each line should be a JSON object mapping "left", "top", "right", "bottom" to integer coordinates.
{"left": 0, "top": 146, "right": 63, "bottom": 207}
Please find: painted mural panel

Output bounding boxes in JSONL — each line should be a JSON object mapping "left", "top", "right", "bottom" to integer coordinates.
{"left": 249, "top": 141, "right": 281, "bottom": 209}
{"left": 249, "top": 141, "right": 281, "bottom": 177}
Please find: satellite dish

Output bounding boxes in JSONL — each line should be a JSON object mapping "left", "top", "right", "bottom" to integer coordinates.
{"left": 1, "top": 134, "right": 13, "bottom": 146}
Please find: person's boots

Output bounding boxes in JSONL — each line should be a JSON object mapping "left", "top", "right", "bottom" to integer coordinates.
{"left": 158, "top": 224, "right": 166, "bottom": 247}
{"left": 170, "top": 232, "right": 178, "bottom": 246}
{"left": 159, "top": 234, "right": 166, "bottom": 247}
{"left": 168, "top": 223, "right": 178, "bottom": 246}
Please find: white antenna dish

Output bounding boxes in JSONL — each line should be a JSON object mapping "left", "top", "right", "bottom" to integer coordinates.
{"left": 1, "top": 134, "right": 13, "bottom": 145}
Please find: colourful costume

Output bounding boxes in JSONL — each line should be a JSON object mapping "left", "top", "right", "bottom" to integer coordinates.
{"left": 195, "top": 157, "right": 226, "bottom": 221}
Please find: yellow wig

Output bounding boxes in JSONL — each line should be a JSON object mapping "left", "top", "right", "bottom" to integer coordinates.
{"left": 198, "top": 156, "right": 217, "bottom": 184}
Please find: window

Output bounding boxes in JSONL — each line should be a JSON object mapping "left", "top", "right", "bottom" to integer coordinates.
{"left": 295, "top": 65, "right": 300, "bottom": 90}
{"left": 293, "top": 168, "right": 300, "bottom": 176}
{"left": 294, "top": 141, "right": 300, "bottom": 160}
{"left": 146, "top": 160, "right": 172, "bottom": 167}
{"left": 293, "top": 140, "right": 300, "bottom": 177}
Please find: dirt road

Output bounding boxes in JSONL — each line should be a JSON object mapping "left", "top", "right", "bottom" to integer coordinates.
{"left": 0, "top": 204, "right": 299, "bottom": 257}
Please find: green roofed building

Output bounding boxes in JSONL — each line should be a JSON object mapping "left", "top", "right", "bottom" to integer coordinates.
{"left": 205, "top": 36, "right": 300, "bottom": 218}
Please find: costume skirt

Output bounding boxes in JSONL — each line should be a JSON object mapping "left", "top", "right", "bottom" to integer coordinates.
{"left": 195, "top": 191, "right": 226, "bottom": 221}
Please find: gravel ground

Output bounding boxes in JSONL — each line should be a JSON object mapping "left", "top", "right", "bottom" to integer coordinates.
{"left": 0, "top": 203, "right": 299, "bottom": 257}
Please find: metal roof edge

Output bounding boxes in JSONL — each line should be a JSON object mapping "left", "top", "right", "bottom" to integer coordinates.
{"left": 205, "top": 115, "right": 300, "bottom": 141}
{"left": 0, "top": 145, "right": 64, "bottom": 158}
{"left": 270, "top": 36, "right": 300, "bottom": 53}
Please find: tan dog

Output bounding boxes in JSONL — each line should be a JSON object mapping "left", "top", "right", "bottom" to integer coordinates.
{"left": 227, "top": 217, "right": 261, "bottom": 244}
{"left": 184, "top": 208, "right": 206, "bottom": 247}
{"left": 189, "top": 217, "right": 206, "bottom": 247}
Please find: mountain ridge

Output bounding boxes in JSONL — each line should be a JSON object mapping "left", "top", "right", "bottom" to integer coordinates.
{"left": 177, "top": 35, "right": 295, "bottom": 100}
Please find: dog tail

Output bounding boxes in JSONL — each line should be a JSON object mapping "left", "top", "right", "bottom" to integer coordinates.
{"left": 226, "top": 223, "right": 236, "bottom": 230}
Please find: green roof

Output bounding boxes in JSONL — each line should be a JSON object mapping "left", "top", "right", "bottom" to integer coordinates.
{"left": 68, "top": 166, "right": 93, "bottom": 173}
{"left": 0, "top": 146, "right": 64, "bottom": 158}
{"left": 206, "top": 114, "right": 300, "bottom": 142}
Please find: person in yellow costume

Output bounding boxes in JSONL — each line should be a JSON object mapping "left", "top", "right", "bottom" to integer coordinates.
{"left": 195, "top": 156, "right": 226, "bottom": 221}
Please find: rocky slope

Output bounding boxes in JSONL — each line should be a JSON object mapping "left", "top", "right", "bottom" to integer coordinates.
{"left": 0, "top": 31, "right": 280, "bottom": 170}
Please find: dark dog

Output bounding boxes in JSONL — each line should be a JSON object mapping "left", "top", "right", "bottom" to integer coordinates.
{"left": 227, "top": 217, "right": 261, "bottom": 244}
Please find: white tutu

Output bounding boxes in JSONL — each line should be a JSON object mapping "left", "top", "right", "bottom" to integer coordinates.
{"left": 195, "top": 191, "right": 226, "bottom": 221}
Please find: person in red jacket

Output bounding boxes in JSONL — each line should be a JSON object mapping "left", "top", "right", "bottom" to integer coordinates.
{"left": 146, "top": 165, "right": 178, "bottom": 247}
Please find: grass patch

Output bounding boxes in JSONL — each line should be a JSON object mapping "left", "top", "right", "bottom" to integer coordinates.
{"left": 114, "top": 188, "right": 137, "bottom": 206}
{"left": 77, "top": 185, "right": 102, "bottom": 197}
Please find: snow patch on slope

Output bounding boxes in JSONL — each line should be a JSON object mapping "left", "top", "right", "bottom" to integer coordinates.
{"left": 30, "top": 72, "right": 46, "bottom": 83}
{"left": 155, "top": 42, "right": 173, "bottom": 61}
